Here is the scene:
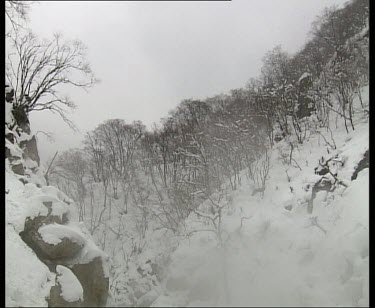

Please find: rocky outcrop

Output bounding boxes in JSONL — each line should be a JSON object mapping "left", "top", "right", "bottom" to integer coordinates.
{"left": 20, "top": 135, "right": 40, "bottom": 166}
{"left": 26, "top": 229, "right": 84, "bottom": 261}
{"left": 5, "top": 88, "right": 109, "bottom": 307}
{"left": 69, "top": 257, "right": 109, "bottom": 307}
{"left": 11, "top": 162, "right": 25, "bottom": 175}
{"left": 48, "top": 265, "right": 84, "bottom": 307}
{"left": 11, "top": 104, "right": 31, "bottom": 134}
{"left": 19, "top": 199, "right": 109, "bottom": 307}
{"left": 351, "top": 149, "right": 369, "bottom": 180}
{"left": 49, "top": 284, "right": 83, "bottom": 308}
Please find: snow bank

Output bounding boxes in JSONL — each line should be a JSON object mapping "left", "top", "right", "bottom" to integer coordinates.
{"left": 6, "top": 225, "right": 55, "bottom": 307}
{"left": 38, "top": 223, "right": 87, "bottom": 246}
{"left": 56, "top": 265, "right": 84, "bottom": 302}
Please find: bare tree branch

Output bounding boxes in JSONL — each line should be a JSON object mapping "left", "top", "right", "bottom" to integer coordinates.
{"left": 6, "top": 30, "right": 98, "bottom": 129}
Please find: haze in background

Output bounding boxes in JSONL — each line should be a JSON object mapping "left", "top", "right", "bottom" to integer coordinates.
{"left": 26, "top": 0, "right": 348, "bottom": 163}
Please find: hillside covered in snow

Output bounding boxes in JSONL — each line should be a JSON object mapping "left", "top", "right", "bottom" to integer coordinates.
{"left": 5, "top": 0, "right": 368, "bottom": 307}
{"left": 152, "top": 87, "right": 369, "bottom": 307}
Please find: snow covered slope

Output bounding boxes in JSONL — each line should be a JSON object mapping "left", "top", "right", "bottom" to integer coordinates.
{"left": 152, "top": 87, "right": 369, "bottom": 307}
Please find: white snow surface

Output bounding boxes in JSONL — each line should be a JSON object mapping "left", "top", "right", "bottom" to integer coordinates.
{"left": 6, "top": 224, "right": 55, "bottom": 307}
{"left": 5, "top": 83, "right": 368, "bottom": 307}
{"left": 38, "top": 223, "right": 87, "bottom": 246}
{"left": 5, "top": 170, "right": 70, "bottom": 233}
{"left": 152, "top": 87, "right": 369, "bottom": 307}
{"left": 56, "top": 265, "right": 84, "bottom": 302}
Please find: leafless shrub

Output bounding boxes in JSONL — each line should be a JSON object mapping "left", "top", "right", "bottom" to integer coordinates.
{"left": 250, "top": 149, "right": 270, "bottom": 198}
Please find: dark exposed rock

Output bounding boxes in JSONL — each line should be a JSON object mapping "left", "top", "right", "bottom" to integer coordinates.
{"left": 36, "top": 235, "right": 83, "bottom": 260}
{"left": 5, "top": 132, "right": 15, "bottom": 143}
{"left": 351, "top": 150, "right": 369, "bottom": 180}
{"left": 69, "top": 257, "right": 109, "bottom": 307}
{"left": 20, "top": 211, "right": 108, "bottom": 306}
{"left": 20, "top": 212, "right": 69, "bottom": 262}
{"left": 315, "top": 165, "right": 330, "bottom": 176}
{"left": 48, "top": 267, "right": 84, "bottom": 307}
{"left": 20, "top": 135, "right": 40, "bottom": 166}
{"left": 298, "top": 73, "right": 313, "bottom": 92}
{"left": 5, "top": 147, "right": 11, "bottom": 159}
{"left": 43, "top": 201, "right": 53, "bottom": 215}
{"left": 307, "top": 177, "right": 334, "bottom": 214}
{"left": 19, "top": 178, "right": 29, "bottom": 185}
{"left": 11, "top": 163, "right": 25, "bottom": 175}
{"left": 48, "top": 284, "right": 83, "bottom": 307}
{"left": 284, "top": 204, "right": 293, "bottom": 211}
{"left": 5, "top": 87, "right": 15, "bottom": 103}
{"left": 7, "top": 153, "right": 22, "bottom": 164}
{"left": 296, "top": 97, "right": 315, "bottom": 119}
{"left": 20, "top": 222, "right": 83, "bottom": 262}
{"left": 20, "top": 212, "right": 108, "bottom": 306}
{"left": 11, "top": 105, "right": 30, "bottom": 134}
{"left": 23, "top": 213, "right": 67, "bottom": 232}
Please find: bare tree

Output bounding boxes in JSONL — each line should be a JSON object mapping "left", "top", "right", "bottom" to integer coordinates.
{"left": 44, "top": 150, "right": 58, "bottom": 186}
{"left": 250, "top": 149, "right": 271, "bottom": 198}
{"left": 53, "top": 149, "right": 88, "bottom": 221}
{"left": 5, "top": 1, "right": 33, "bottom": 34}
{"left": 6, "top": 31, "right": 98, "bottom": 129}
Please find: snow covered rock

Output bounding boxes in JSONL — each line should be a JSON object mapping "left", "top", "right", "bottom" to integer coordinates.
{"left": 351, "top": 149, "right": 369, "bottom": 180}
{"left": 16, "top": 194, "right": 109, "bottom": 306}
{"left": 5, "top": 102, "right": 109, "bottom": 307}
{"left": 48, "top": 265, "right": 83, "bottom": 307}
{"left": 68, "top": 256, "right": 109, "bottom": 307}
{"left": 11, "top": 162, "right": 25, "bottom": 175}
{"left": 19, "top": 202, "right": 70, "bottom": 263}
{"left": 31, "top": 223, "right": 86, "bottom": 260}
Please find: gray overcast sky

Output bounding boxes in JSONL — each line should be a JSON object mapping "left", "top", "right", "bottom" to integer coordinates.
{"left": 26, "top": 0, "right": 348, "bottom": 163}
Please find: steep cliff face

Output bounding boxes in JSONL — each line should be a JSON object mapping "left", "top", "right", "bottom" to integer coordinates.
{"left": 5, "top": 87, "right": 110, "bottom": 307}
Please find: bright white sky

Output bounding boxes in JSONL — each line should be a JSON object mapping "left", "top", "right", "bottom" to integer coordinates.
{"left": 24, "top": 0, "right": 348, "bottom": 163}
